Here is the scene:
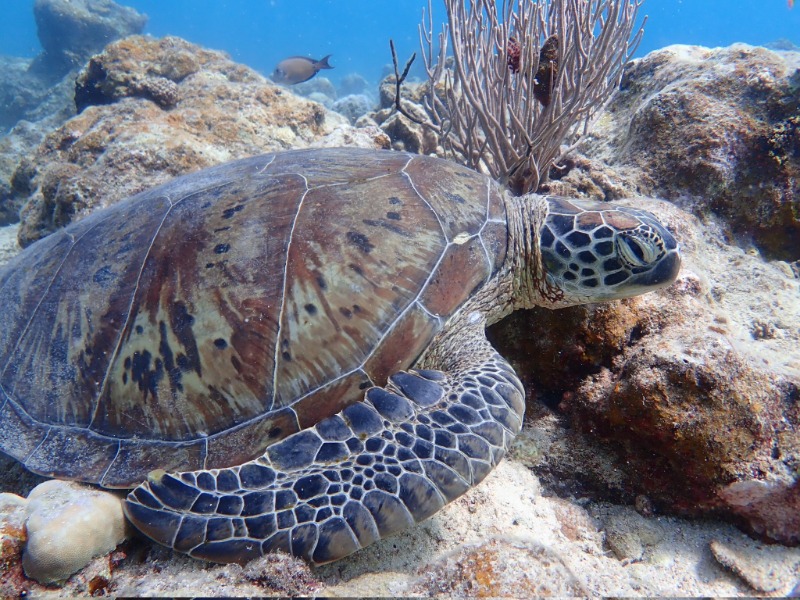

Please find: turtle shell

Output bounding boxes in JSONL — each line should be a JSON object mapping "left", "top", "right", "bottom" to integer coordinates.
{"left": 0, "top": 147, "right": 508, "bottom": 487}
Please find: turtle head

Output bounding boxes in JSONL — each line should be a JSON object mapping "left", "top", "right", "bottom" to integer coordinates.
{"left": 531, "top": 196, "right": 680, "bottom": 308}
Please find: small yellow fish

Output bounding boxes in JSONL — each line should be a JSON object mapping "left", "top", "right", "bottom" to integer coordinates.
{"left": 272, "top": 55, "right": 334, "bottom": 85}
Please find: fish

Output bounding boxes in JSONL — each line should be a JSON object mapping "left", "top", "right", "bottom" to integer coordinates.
{"left": 271, "top": 55, "right": 334, "bottom": 85}
{"left": 790, "top": 0, "right": 795, "bottom": 8}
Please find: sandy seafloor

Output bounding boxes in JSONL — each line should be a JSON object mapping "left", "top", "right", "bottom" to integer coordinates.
{"left": 1, "top": 215, "right": 799, "bottom": 598}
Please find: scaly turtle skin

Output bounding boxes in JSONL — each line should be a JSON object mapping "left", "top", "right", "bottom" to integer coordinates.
{"left": 0, "top": 147, "right": 680, "bottom": 565}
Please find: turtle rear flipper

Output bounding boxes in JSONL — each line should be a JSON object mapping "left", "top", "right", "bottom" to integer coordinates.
{"left": 123, "top": 312, "right": 524, "bottom": 565}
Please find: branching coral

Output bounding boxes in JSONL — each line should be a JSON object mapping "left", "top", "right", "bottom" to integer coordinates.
{"left": 401, "top": 0, "right": 645, "bottom": 195}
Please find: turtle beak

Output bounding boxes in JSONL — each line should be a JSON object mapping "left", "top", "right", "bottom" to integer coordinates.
{"left": 598, "top": 245, "right": 681, "bottom": 302}
{"left": 629, "top": 247, "right": 681, "bottom": 294}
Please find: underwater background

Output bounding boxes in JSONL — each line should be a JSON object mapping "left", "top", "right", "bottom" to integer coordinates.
{"left": 1, "top": 0, "right": 799, "bottom": 87}
{"left": 0, "top": 0, "right": 799, "bottom": 596}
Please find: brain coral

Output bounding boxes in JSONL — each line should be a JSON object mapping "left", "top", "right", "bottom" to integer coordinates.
{"left": 22, "top": 481, "right": 127, "bottom": 584}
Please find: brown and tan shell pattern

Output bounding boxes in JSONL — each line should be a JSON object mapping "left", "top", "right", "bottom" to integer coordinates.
{"left": 0, "top": 148, "right": 508, "bottom": 487}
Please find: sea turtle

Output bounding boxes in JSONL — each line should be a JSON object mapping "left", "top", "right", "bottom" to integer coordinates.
{"left": 0, "top": 147, "right": 680, "bottom": 565}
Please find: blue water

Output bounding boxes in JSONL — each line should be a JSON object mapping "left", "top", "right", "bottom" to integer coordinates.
{"left": 1, "top": 1, "right": 799, "bottom": 86}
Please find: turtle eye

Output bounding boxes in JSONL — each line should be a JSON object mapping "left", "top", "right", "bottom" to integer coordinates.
{"left": 617, "top": 230, "right": 659, "bottom": 268}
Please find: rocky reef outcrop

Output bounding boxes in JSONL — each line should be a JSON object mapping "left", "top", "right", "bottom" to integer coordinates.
{"left": 366, "top": 75, "right": 440, "bottom": 155}
{"left": 6, "top": 35, "right": 389, "bottom": 248}
{"left": 32, "top": 0, "right": 147, "bottom": 79}
{"left": 580, "top": 43, "right": 800, "bottom": 262}
{"left": 489, "top": 43, "right": 800, "bottom": 546}
{"left": 491, "top": 199, "right": 800, "bottom": 545}
{"left": 0, "top": 0, "right": 147, "bottom": 225}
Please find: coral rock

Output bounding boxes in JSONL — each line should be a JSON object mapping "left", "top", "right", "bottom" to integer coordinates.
{"left": 710, "top": 536, "right": 800, "bottom": 594}
{"left": 331, "top": 94, "right": 373, "bottom": 125}
{"left": 718, "top": 479, "right": 800, "bottom": 545}
{"left": 21, "top": 480, "right": 127, "bottom": 584}
{"left": 582, "top": 43, "right": 800, "bottom": 261}
{"left": 292, "top": 77, "right": 337, "bottom": 102}
{"left": 0, "top": 1, "right": 143, "bottom": 222}
{"left": 10, "top": 36, "right": 385, "bottom": 247}
{"left": 0, "top": 493, "right": 27, "bottom": 565}
{"left": 33, "top": 0, "right": 146, "bottom": 77}
{"left": 338, "top": 73, "right": 370, "bottom": 97}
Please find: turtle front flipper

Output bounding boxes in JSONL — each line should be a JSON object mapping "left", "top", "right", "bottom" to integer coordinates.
{"left": 123, "top": 312, "right": 525, "bottom": 565}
